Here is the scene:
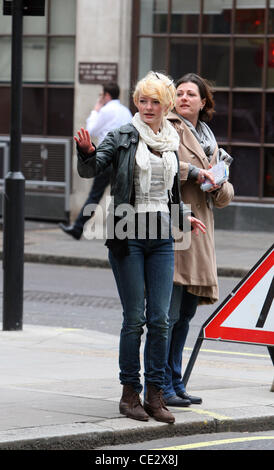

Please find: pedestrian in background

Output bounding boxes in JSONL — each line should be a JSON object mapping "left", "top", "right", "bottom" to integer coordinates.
{"left": 163, "top": 73, "right": 234, "bottom": 408}
{"left": 59, "top": 82, "right": 132, "bottom": 240}
{"left": 74, "top": 71, "right": 206, "bottom": 424}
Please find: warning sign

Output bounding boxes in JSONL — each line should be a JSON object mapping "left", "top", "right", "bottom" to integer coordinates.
{"left": 203, "top": 244, "right": 274, "bottom": 346}
{"left": 183, "top": 245, "right": 274, "bottom": 387}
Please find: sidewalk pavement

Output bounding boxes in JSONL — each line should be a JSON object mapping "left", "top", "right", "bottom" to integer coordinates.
{"left": 0, "top": 222, "right": 273, "bottom": 450}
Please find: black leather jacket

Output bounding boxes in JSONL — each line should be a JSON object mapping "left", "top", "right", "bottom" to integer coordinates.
{"left": 77, "top": 123, "right": 190, "bottom": 223}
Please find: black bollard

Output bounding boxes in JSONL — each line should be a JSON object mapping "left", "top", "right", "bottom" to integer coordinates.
{"left": 2, "top": 0, "right": 25, "bottom": 330}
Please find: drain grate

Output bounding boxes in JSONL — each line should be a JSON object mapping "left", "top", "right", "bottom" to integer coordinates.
{"left": 0, "top": 290, "right": 121, "bottom": 310}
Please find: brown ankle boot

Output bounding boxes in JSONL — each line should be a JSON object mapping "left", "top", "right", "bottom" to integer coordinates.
{"left": 119, "top": 384, "right": 149, "bottom": 421}
{"left": 144, "top": 384, "right": 175, "bottom": 424}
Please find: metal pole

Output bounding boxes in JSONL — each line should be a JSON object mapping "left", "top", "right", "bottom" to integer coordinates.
{"left": 268, "top": 347, "right": 274, "bottom": 366}
{"left": 182, "top": 329, "right": 204, "bottom": 387}
{"left": 2, "top": 0, "right": 25, "bottom": 330}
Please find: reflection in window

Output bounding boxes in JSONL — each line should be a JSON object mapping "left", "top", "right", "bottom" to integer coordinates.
{"left": 170, "top": 39, "right": 198, "bottom": 80}
{"left": 138, "top": 38, "right": 167, "bottom": 80}
{"left": 235, "top": 1, "right": 265, "bottom": 34}
{"left": 139, "top": 0, "right": 168, "bottom": 34}
{"left": 210, "top": 92, "right": 228, "bottom": 140}
{"left": 234, "top": 38, "right": 263, "bottom": 87}
{"left": 264, "top": 149, "right": 274, "bottom": 197}
{"left": 232, "top": 93, "right": 261, "bottom": 142}
{"left": 171, "top": 0, "right": 199, "bottom": 33}
{"left": 49, "top": 38, "right": 75, "bottom": 83}
{"left": 202, "top": 38, "right": 230, "bottom": 87}
{"left": 203, "top": 0, "right": 232, "bottom": 33}
{"left": 50, "top": 0, "right": 76, "bottom": 34}
{"left": 230, "top": 146, "right": 260, "bottom": 197}
{"left": 23, "top": 37, "right": 47, "bottom": 83}
{"left": 265, "top": 93, "right": 274, "bottom": 143}
{"left": 0, "top": 3, "right": 11, "bottom": 34}
{"left": 0, "top": 37, "right": 11, "bottom": 82}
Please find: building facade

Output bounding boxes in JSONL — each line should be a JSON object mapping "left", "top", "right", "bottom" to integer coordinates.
{"left": 0, "top": 0, "right": 273, "bottom": 230}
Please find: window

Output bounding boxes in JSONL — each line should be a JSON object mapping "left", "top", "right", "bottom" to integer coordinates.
{"left": 132, "top": 0, "right": 274, "bottom": 201}
{"left": 0, "top": 0, "right": 76, "bottom": 137}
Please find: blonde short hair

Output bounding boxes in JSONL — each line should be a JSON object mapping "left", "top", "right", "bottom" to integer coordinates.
{"left": 133, "top": 71, "right": 176, "bottom": 115}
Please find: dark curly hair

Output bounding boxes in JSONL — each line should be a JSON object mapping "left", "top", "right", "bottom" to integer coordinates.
{"left": 175, "top": 73, "right": 215, "bottom": 122}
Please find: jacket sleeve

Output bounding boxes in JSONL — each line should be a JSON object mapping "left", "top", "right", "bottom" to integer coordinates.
{"left": 77, "top": 130, "right": 117, "bottom": 179}
{"left": 212, "top": 181, "right": 234, "bottom": 208}
{"left": 179, "top": 161, "right": 201, "bottom": 183}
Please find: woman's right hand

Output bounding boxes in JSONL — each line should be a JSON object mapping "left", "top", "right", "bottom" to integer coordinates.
{"left": 197, "top": 168, "right": 215, "bottom": 186}
{"left": 74, "top": 127, "right": 95, "bottom": 154}
{"left": 197, "top": 166, "right": 221, "bottom": 191}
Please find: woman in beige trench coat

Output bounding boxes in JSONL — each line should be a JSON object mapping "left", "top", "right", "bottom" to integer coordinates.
{"left": 163, "top": 73, "right": 234, "bottom": 407}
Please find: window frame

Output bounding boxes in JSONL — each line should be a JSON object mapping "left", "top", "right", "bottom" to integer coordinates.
{"left": 0, "top": 0, "right": 76, "bottom": 137}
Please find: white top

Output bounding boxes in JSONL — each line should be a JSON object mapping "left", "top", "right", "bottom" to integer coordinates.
{"left": 86, "top": 99, "right": 132, "bottom": 144}
{"left": 134, "top": 150, "right": 170, "bottom": 213}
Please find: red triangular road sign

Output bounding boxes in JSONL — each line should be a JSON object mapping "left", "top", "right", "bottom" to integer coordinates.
{"left": 203, "top": 244, "right": 274, "bottom": 346}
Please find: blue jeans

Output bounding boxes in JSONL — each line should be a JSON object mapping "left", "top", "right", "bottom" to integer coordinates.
{"left": 164, "top": 285, "right": 199, "bottom": 399}
{"left": 109, "top": 237, "right": 174, "bottom": 394}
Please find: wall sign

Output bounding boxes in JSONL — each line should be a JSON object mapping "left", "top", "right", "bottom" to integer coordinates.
{"left": 79, "top": 62, "right": 118, "bottom": 84}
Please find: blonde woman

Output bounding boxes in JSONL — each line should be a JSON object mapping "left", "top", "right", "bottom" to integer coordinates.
{"left": 75, "top": 72, "right": 205, "bottom": 424}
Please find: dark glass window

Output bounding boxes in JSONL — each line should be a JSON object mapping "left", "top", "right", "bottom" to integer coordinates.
{"left": 48, "top": 88, "right": 74, "bottom": 136}
{"left": 154, "top": 14, "right": 168, "bottom": 33}
{"left": 0, "top": 87, "right": 11, "bottom": 134}
{"left": 202, "top": 38, "right": 230, "bottom": 87}
{"left": 171, "top": 13, "right": 199, "bottom": 33}
{"left": 170, "top": 39, "right": 198, "bottom": 80}
{"left": 265, "top": 93, "right": 274, "bottom": 143}
{"left": 171, "top": 0, "right": 200, "bottom": 33}
{"left": 234, "top": 39, "right": 263, "bottom": 88}
{"left": 235, "top": 8, "right": 265, "bottom": 34}
{"left": 203, "top": 0, "right": 232, "bottom": 33}
{"left": 264, "top": 148, "right": 274, "bottom": 197}
{"left": 267, "top": 40, "right": 274, "bottom": 87}
{"left": 230, "top": 147, "right": 260, "bottom": 197}
{"left": 210, "top": 92, "right": 229, "bottom": 140}
{"left": 22, "top": 88, "right": 44, "bottom": 135}
{"left": 232, "top": 93, "right": 261, "bottom": 143}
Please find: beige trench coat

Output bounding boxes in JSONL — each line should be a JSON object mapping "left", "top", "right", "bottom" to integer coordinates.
{"left": 168, "top": 111, "right": 234, "bottom": 305}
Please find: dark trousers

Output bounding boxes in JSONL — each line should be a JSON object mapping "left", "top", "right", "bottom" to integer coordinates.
{"left": 164, "top": 285, "right": 199, "bottom": 399}
{"left": 74, "top": 166, "right": 112, "bottom": 232}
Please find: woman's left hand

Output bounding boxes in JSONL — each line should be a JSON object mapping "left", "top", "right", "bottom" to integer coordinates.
{"left": 188, "top": 216, "right": 206, "bottom": 235}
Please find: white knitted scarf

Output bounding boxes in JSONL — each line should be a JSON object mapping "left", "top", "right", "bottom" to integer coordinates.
{"left": 132, "top": 112, "right": 179, "bottom": 194}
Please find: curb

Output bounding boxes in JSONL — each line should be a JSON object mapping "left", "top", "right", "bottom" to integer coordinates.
{"left": 0, "top": 251, "right": 111, "bottom": 269}
{"left": 0, "top": 414, "right": 273, "bottom": 450}
{"left": 0, "top": 251, "right": 247, "bottom": 277}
